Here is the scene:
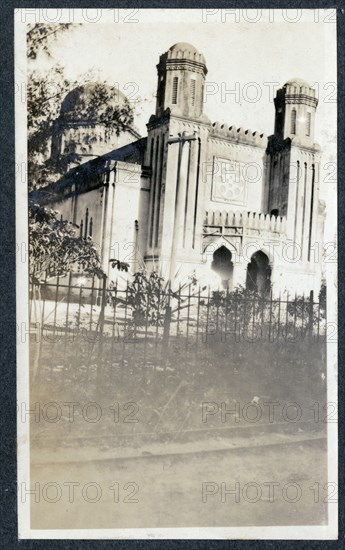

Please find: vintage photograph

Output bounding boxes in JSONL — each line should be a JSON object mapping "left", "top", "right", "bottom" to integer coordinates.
{"left": 16, "top": 8, "right": 337, "bottom": 539}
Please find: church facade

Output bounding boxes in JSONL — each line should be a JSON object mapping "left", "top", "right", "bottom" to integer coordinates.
{"left": 36, "top": 42, "right": 325, "bottom": 296}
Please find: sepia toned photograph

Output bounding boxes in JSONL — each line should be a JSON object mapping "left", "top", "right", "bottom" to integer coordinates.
{"left": 16, "top": 8, "right": 338, "bottom": 539}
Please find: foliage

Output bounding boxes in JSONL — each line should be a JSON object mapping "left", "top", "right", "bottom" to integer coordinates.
{"left": 27, "top": 65, "right": 71, "bottom": 189}
{"left": 27, "top": 23, "right": 77, "bottom": 60}
{"left": 27, "top": 69, "right": 135, "bottom": 190}
{"left": 29, "top": 201, "right": 103, "bottom": 283}
{"left": 109, "top": 259, "right": 130, "bottom": 272}
{"left": 286, "top": 290, "right": 326, "bottom": 329}
{"left": 319, "top": 283, "right": 326, "bottom": 305}
{"left": 27, "top": 24, "right": 135, "bottom": 278}
{"left": 108, "top": 269, "right": 202, "bottom": 328}
{"left": 27, "top": 25, "right": 135, "bottom": 191}
{"left": 124, "top": 270, "right": 171, "bottom": 327}
{"left": 201, "top": 285, "right": 325, "bottom": 342}
{"left": 108, "top": 270, "right": 168, "bottom": 327}
{"left": 60, "top": 82, "right": 134, "bottom": 132}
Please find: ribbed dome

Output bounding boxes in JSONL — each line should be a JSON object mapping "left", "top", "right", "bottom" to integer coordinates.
{"left": 60, "top": 82, "right": 127, "bottom": 121}
{"left": 284, "top": 78, "right": 311, "bottom": 89}
{"left": 168, "top": 42, "right": 206, "bottom": 64}
{"left": 169, "top": 42, "right": 198, "bottom": 54}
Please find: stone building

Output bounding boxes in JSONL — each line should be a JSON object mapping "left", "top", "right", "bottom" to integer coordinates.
{"left": 36, "top": 42, "right": 325, "bottom": 296}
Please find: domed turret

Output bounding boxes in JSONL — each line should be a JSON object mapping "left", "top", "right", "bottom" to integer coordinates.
{"left": 167, "top": 42, "right": 206, "bottom": 65}
{"left": 274, "top": 78, "right": 318, "bottom": 146}
{"left": 284, "top": 78, "right": 311, "bottom": 89}
{"left": 155, "top": 42, "right": 207, "bottom": 119}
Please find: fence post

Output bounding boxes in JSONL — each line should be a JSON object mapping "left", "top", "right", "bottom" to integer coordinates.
{"left": 309, "top": 290, "right": 314, "bottom": 338}
{"left": 99, "top": 273, "right": 107, "bottom": 336}
{"left": 163, "top": 306, "right": 172, "bottom": 344}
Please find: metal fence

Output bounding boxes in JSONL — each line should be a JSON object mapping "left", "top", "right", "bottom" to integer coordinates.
{"left": 30, "top": 274, "right": 326, "bottom": 334}
{"left": 29, "top": 274, "right": 326, "bottom": 390}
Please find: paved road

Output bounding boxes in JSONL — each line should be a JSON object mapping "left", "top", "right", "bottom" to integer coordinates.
{"left": 29, "top": 440, "right": 328, "bottom": 530}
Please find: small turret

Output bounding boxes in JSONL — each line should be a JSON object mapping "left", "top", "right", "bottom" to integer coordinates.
{"left": 274, "top": 78, "right": 318, "bottom": 147}
{"left": 155, "top": 42, "right": 207, "bottom": 120}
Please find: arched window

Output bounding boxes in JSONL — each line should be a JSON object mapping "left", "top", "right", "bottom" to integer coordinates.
{"left": 246, "top": 251, "right": 271, "bottom": 296}
{"left": 306, "top": 112, "right": 311, "bottom": 136}
{"left": 270, "top": 209, "right": 279, "bottom": 217}
{"left": 291, "top": 109, "right": 296, "bottom": 134}
{"left": 211, "top": 246, "right": 234, "bottom": 290}
{"left": 172, "top": 77, "right": 178, "bottom": 104}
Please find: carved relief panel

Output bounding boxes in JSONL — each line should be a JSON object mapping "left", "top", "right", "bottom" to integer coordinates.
{"left": 211, "top": 157, "right": 247, "bottom": 205}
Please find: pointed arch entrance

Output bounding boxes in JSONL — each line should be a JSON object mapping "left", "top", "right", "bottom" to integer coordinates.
{"left": 211, "top": 245, "right": 234, "bottom": 289}
{"left": 246, "top": 250, "right": 271, "bottom": 295}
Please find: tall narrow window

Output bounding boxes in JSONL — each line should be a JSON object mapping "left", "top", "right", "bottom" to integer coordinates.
{"left": 155, "top": 136, "right": 165, "bottom": 247}
{"left": 308, "top": 165, "right": 315, "bottom": 261}
{"left": 190, "top": 78, "right": 196, "bottom": 106}
{"left": 291, "top": 109, "right": 296, "bottom": 134}
{"left": 172, "top": 76, "right": 178, "bottom": 104}
{"left": 84, "top": 208, "right": 89, "bottom": 239}
{"left": 150, "top": 138, "right": 154, "bottom": 168}
{"left": 301, "top": 162, "right": 308, "bottom": 257}
{"left": 158, "top": 76, "right": 164, "bottom": 106}
{"left": 306, "top": 112, "right": 311, "bottom": 136}
{"left": 199, "top": 84, "right": 204, "bottom": 113}
{"left": 89, "top": 217, "right": 93, "bottom": 237}
{"left": 149, "top": 137, "right": 159, "bottom": 247}
{"left": 293, "top": 160, "right": 300, "bottom": 245}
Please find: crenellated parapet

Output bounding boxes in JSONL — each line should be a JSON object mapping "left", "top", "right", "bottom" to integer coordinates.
{"left": 281, "top": 79, "right": 318, "bottom": 108}
{"left": 204, "top": 209, "right": 287, "bottom": 235}
{"left": 209, "top": 123, "right": 267, "bottom": 148}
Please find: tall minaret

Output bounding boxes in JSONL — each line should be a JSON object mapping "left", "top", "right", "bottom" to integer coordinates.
{"left": 267, "top": 79, "right": 321, "bottom": 262}
{"left": 144, "top": 43, "right": 209, "bottom": 280}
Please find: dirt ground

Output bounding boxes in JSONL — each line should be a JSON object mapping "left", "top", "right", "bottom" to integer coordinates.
{"left": 29, "top": 440, "right": 329, "bottom": 530}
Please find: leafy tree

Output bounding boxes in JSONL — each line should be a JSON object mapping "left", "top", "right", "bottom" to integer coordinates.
{"left": 127, "top": 270, "right": 170, "bottom": 326}
{"left": 108, "top": 270, "right": 201, "bottom": 338}
{"left": 27, "top": 24, "right": 135, "bottom": 279}
{"left": 27, "top": 23, "right": 77, "bottom": 60}
{"left": 27, "top": 65, "right": 71, "bottom": 189}
{"left": 27, "top": 25, "right": 81, "bottom": 188}
{"left": 60, "top": 82, "right": 134, "bottom": 131}
{"left": 108, "top": 270, "right": 170, "bottom": 328}
{"left": 27, "top": 24, "right": 135, "bottom": 191}
{"left": 27, "top": 71, "right": 135, "bottom": 190}
{"left": 203, "top": 285, "right": 325, "bottom": 343}
{"left": 29, "top": 201, "right": 103, "bottom": 283}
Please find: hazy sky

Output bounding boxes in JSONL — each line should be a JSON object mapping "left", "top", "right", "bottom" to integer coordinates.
{"left": 26, "top": 9, "right": 337, "bottom": 213}
{"left": 29, "top": 12, "right": 336, "bottom": 140}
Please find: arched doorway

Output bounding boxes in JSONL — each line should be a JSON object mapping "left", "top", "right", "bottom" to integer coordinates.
{"left": 211, "top": 246, "right": 234, "bottom": 289}
{"left": 246, "top": 251, "right": 271, "bottom": 295}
